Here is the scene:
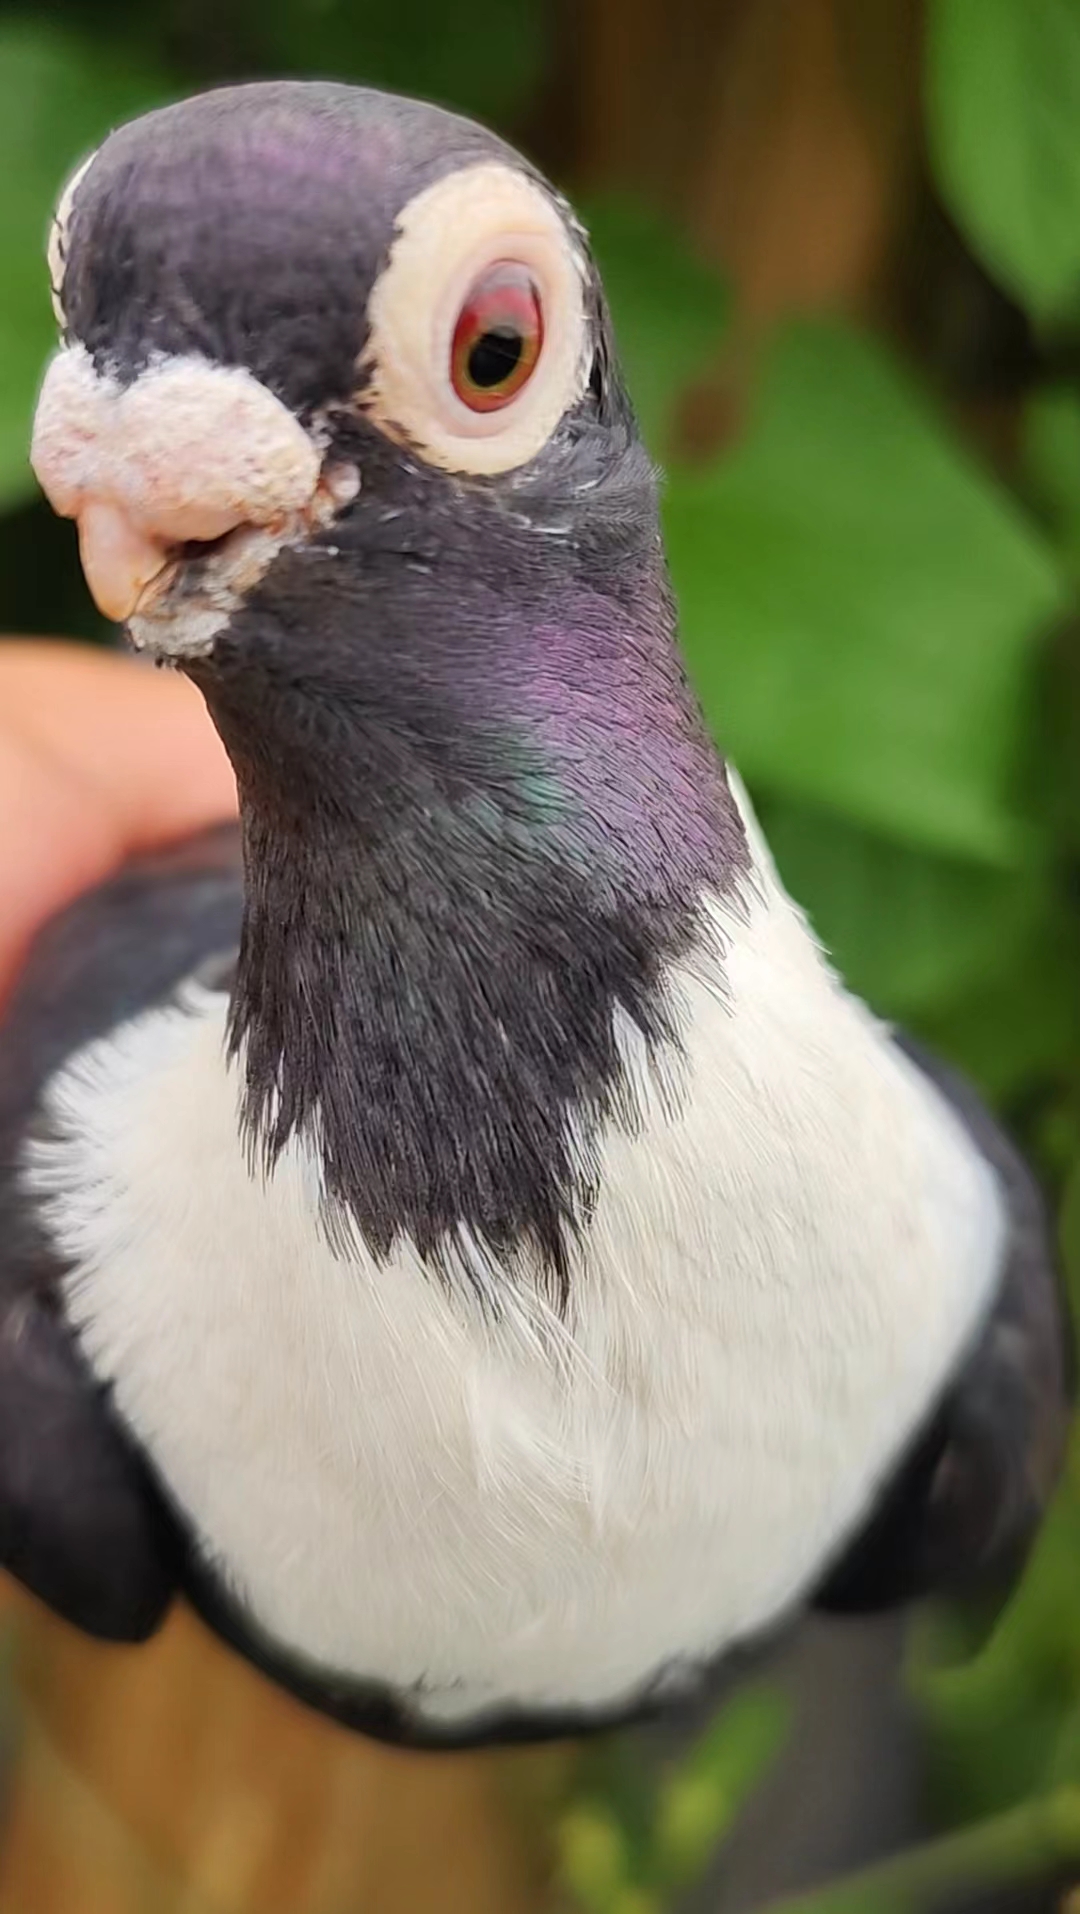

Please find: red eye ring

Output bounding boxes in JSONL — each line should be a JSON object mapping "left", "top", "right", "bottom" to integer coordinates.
{"left": 450, "top": 262, "right": 544, "bottom": 414}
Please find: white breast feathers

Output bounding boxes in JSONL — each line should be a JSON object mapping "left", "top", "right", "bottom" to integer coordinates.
{"left": 25, "top": 785, "right": 1003, "bottom": 1726}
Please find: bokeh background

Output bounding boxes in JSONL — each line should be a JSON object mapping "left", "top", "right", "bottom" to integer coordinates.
{"left": 1, "top": 2, "right": 1079, "bottom": 1910}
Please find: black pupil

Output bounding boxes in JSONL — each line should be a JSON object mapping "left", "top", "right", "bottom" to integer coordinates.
{"left": 467, "top": 325, "right": 524, "bottom": 390}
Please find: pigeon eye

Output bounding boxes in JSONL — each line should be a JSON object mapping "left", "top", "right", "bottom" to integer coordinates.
{"left": 361, "top": 161, "right": 589, "bottom": 475}
{"left": 450, "top": 265, "right": 543, "bottom": 413}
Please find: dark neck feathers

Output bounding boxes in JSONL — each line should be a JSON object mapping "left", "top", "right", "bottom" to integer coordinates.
{"left": 193, "top": 430, "right": 747, "bottom": 1295}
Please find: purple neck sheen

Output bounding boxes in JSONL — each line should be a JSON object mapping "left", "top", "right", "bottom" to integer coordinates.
{"left": 516, "top": 582, "right": 746, "bottom": 904}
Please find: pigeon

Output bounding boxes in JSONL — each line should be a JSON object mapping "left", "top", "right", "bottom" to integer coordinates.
{"left": 2, "top": 79, "right": 1068, "bottom": 1748}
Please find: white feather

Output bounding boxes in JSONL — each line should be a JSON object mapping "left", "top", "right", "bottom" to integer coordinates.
{"left": 24, "top": 791, "right": 1004, "bottom": 1727}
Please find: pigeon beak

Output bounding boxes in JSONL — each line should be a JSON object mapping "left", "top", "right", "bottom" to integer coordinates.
{"left": 75, "top": 498, "right": 173, "bottom": 624}
{"left": 31, "top": 351, "right": 345, "bottom": 633}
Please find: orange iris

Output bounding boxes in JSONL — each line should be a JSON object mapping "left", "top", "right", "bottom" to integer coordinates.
{"left": 450, "top": 263, "right": 544, "bottom": 413}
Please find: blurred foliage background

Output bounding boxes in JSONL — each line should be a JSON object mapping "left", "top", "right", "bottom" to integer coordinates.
{"left": 1, "top": 1, "right": 1079, "bottom": 1910}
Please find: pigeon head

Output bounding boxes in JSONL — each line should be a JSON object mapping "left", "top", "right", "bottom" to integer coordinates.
{"left": 31, "top": 83, "right": 734, "bottom": 879}
{"left": 36, "top": 85, "right": 603, "bottom": 605}
{"left": 30, "top": 82, "right": 745, "bottom": 1291}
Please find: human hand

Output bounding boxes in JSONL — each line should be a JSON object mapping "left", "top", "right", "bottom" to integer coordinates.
{"left": 0, "top": 640, "right": 236, "bottom": 1009}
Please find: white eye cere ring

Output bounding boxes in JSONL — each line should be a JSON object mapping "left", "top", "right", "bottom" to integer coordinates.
{"left": 47, "top": 150, "right": 97, "bottom": 331}
{"left": 360, "top": 162, "right": 591, "bottom": 478}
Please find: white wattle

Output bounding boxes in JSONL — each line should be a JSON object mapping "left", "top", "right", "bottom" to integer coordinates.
{"left": 31, "top": 346, "right": 321, "bottom": 533}
{"left": 24, "top": 785, "right": 1004, "bottom": 1727}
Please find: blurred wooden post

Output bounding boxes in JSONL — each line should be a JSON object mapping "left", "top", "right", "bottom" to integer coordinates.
{"left": 0, "top": 1601, "right": 562, "bottom": 1914}
{"left": 571, "top": 0, "right": 922, "bottom": 454}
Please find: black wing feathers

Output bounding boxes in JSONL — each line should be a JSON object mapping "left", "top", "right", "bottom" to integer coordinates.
{"left": 0, "top": 822, "right": 242, "bottom": 1638}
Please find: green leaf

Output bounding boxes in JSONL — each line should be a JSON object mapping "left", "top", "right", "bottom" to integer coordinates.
{"left": 1025, "top": 387, "right": 1080, "bottom": 572}
{"left": 756, "top": 796, "right": 1049, "bottom": 1019}
{"left": 914, "top": 904, "right": 1080, "bottom": 1103}
{"left": 584, "top": 199, "right": 729, "bottom": 453}
{"left": 556, "top": 1805, "right": 631, "bottom": 1914}
{"left": 652, "top": 1684, "right": 788, "bottom": 1892}
{"left": 926, "top": 0, "right": 1080, "bottom": 325}
{"left": 0, "top": 20, "right": 169, "bottom": 510}
{"left": 664, "top": 322, "right": 1066, "bottom": 863}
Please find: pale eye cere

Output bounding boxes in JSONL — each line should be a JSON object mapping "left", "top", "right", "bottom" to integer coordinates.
{"left": 359, "top": 162, "right": 590, "bottom": 475}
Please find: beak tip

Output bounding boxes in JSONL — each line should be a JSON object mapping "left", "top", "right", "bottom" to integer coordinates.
{"left": 75, "top": 500, "right": 169, "bottom": 625}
